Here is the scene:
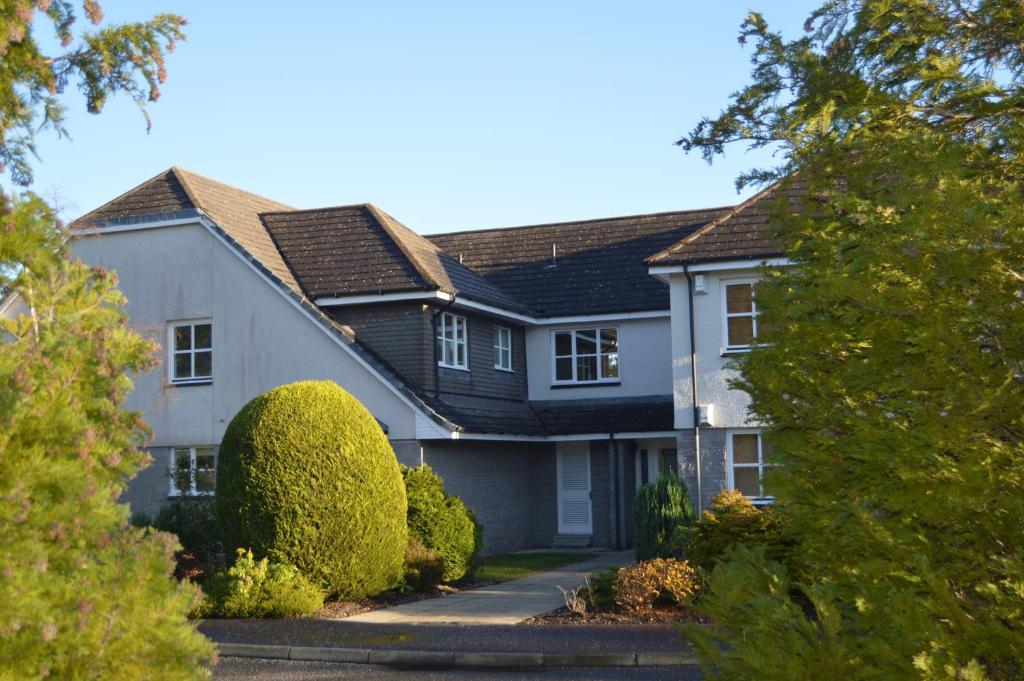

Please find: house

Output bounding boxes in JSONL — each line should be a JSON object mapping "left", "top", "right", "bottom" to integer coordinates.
{"left": 11, "top": 168, "right": 787, "bottom": 554}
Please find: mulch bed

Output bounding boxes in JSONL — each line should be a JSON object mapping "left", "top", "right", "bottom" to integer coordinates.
{"left": 316, "top": 576, "right": 498, "bottom": 620}
{"left": 522, "top": 605, "right": 712, "bottom": 627}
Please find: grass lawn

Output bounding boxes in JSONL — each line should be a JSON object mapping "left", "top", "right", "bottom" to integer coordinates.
{"left": 475, "top": 552, "right": 598, "bottom": 583}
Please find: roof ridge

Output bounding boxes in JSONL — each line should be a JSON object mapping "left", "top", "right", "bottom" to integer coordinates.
{"left": 428, "top": 205, "right": 736, "bottom": 238}
{"left": 363, "top": 204, "right": 444, "bottom": 291}
{"left": 259, "top": 202, "right": 372, "bottom": 217}
{"left": 171, "top": 166, "right": 295, "bottom": 211}
{"left": 170, "top": 166, "right": 205, "bottom": 214}
{"left": 645, "top": 181, "right": 781, "bottom": 264}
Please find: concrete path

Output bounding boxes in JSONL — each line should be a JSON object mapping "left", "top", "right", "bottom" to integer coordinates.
{"left": 344, "top": 551, "right": 632, "bottom": 625}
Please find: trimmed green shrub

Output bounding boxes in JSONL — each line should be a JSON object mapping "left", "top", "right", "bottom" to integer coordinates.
{"left": 633, "top": 474, "right": 695, "bottom": 561}
{"left": 196, "top": 549, "right": 324, "bottom": 618}
{"left": 402, "top": 465, "right": 482, "bottom": 582}
{"left": 586, "top": 567, "right": 619, "bottom": 608}
{"left": 403, "top": 536, "right": 445, "bottom": 592}
{"left": 684, "top": 490, "right": 794, "bottom": 574}
{"left": 215, "top": 381, "right": 407, "bottom": 598}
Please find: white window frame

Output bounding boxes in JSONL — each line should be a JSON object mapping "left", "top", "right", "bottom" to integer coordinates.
{"left": 168, "top": 319, "right": 213, "bottom": 384}
{"left": 436, "top": 312, "right": 469, "bottom": 370}
{"left": 551, "top": 327, "right": 620, "bottom": 385}
{"left": 493, "top": 325, "right": 513, "bottom": 372}
{"left": 721, "top": 278, "right": 760, "bottom": 353}
{"left": 726, "top": 429, "right": 774, "bottom": 505}
{"left": 168, "top": 446, "right": 217, "bottom": 497}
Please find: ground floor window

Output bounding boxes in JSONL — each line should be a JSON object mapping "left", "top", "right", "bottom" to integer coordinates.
{"left": 169, "top": 446, "right": 217, "bottom": 496}
{"left": 727, "top": 431, "right": 773, "bottom": 503}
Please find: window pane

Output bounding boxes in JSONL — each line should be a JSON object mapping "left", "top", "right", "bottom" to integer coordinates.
{"left": 456, "top": 341, "right": 465, "bottom": 366}
{"left": 600, "top": 329, "right": 618, "bottom": 352}
{"left": 576, "top": 355, "right": 597, "bottom": 381}
{"left": 733, "top": 434, "right": 760, "bottom": 464}
{"left": 601, "top": 354, "right": 619, "bottom": 379}
{"left": 195, "top": 470, "right": 216, "bottom": 494}
{"left": 575, "top": 330, "right": 597, "bottom": 355}
{"left": 174, "top": 325, "right": 191, "bottom": 351}
{"left": 659, "top": 449, "right": 678, "bottom": 476}
{"left": 727, "top": 317, "right": 754, "bottom": 347}
{"left": 555, "top": 332, "right": 572, "bottom": 356}
{"left": 555, "top": 357, "right": 573, "bottom": 381}
{"left": 726, "top": 284, "right": 753, "bottom": 313}
{"left": 194, "top": 350, "right": 212, "bottom": 378}
{"left": 493, "top": 327, "right": 501, "bottom": 348}
{"left": 444, "top": 339, "right": 455, "bottom": 365}
{"left": 193, "top": 323, "right": 212, "bottom": 349}
{"left": 734, "top": 467, "right": 760, "bottom": 497}
{"left": 195, "top": 449, "right": 215, "bottom": 470}
{"left": 172, "top": 449, "right": 192, "bottom": 494}
{"left": 174, "top": 353, "right": 191, "bottom": 379}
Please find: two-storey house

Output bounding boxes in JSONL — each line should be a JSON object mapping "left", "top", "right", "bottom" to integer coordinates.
{"left": 6, "top": 167, "right": 788, "bottom": 554}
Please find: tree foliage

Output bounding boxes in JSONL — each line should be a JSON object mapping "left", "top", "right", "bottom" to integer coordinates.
{"left": 632, "top": 474, "right": 694, "bottom": 561}
{"left": 680, "top": 2, "right": 1024, "bottom": 679}
{"left": 0, "top": 3, "right": 210, "bottom": 678}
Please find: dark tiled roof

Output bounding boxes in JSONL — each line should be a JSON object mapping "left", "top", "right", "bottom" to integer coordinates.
{"left": 261, "top": 204, "right": 532, "bottom": 314}
{"left": 427, "top": 208, "right": 729, "bottom": 316}
{"left": 73, "top": 167, "right": 301, "bottom": 292}
{"left": 532, "top": 396, "right": 674, "bottom": 435}
{"left": 420, "top": 394, "right": 674, "bottom": 437}
{"left": 646, "top": 181, "right": 801, "bottom": 266}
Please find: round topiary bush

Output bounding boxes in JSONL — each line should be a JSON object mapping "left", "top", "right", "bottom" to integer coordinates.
{"left": 402, "top": 465, "right": 482, "bottom": 582}
{"left": 215, "top": 380, "right": 407, "bottom": 598}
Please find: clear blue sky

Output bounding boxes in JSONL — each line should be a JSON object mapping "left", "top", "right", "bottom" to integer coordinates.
{"left": 28, "top": 1, "right": 819, "bottom": 234}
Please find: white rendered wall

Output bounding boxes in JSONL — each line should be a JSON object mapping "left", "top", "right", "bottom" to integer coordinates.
{"left": 668, "top": 270, "right": 761, "bottom": 430}
{"left": 70, "top": 222, "right": 419, "bottom": 448}
{"left": 524, "top": 317, "right": 673, "bottom": 401}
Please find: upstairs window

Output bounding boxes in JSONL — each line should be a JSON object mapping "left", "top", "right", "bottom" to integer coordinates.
{"left": 494, "top": 325, "right": 512, "bottom": 371}
{"left": 727, "top": 431, "right": 774, "bottom": 504}
{"left": 169, "top": 446, "right": 216, "bottom": 497}
{"left": 437, "top": 312, "right": 468, "bottom": 370}
{"left": 169, "top": 320, "right": 212, "bottom": 384}
{"left": 553, "top": 328, "right": 619, "bottom": 384}
{"left": 723, "top": 280, "right": 759, "bottom": 351}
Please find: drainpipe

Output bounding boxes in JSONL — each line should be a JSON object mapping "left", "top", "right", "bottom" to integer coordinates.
{"left": 431, "top": 293, "right": 457, "bottom": 398}
{"left": 684, "top": 264, "right": 703, "bottom": 515}
{"left": 608, "top": 432, "right": 619, "bottom": 549}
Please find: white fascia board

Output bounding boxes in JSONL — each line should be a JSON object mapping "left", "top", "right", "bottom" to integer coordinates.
{"left": 447, "top": 429, "right": 679, "bottom": 442}
{"left": 315, "top": 290, "right": 451, "bottom": 306}
{"left": 449, "top": 297, "right": 536, "bottom": 324}
{"left": 533, "top": 310, "right": 668, "bottom": 325}
{"left": 196, "top": 217, "right": 456, "bottom": 436}
{"left": 70, "top": 216, "right": 206, "bottom": 237}
{"left": 648, "top": 257, "right": 792, "bottom": 277}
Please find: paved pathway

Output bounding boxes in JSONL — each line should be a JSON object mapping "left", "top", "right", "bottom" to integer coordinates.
{"left": 344, "top": 551, "right": 632, "bottom": 625}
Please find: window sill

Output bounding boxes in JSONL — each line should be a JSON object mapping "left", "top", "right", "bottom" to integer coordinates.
{"left": 166, "top": 493, "right": 215, "bottom": 499}
{"left": 438, "top": 364, "right": 470, "bottom": 373}
{"left": 494, "top": 367, "right": 514, "bottom": 374}
{"left": 721, "top": 348, "right": 752, "bottom": 357}
{"left": 551, "top": 381, "right": 621, "bottom": 390}
{"left": 168, "top": 379, "right": 212, "bottom": 387}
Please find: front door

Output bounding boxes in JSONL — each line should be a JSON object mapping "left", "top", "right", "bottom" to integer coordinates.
{"left": 557, "top": 442, "right": 592, "bottom": 535}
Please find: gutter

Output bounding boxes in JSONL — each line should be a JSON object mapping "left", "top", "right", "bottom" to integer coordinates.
{"left": 684, "top": 263, "right": 703, "bottom": 515}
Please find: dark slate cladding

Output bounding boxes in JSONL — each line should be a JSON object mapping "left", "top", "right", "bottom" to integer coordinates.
{"left": 426, "top": 208, "right": 729, "bottom": 317}
{"left": 435, "top": 309, "right": 527, "bottom": 401}
{"left": 646, "top": 181, "right": 802, "bottom": 266}
{"left": 327, "top": 302, "right": 435, "bottom": 391}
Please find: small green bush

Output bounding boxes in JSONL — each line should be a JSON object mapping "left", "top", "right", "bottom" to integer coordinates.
{"left": 196, "top": 549, "right": 324, "bottom": 619}
{"left": 215, "top": 381, "right": 408, "bottom": 598}
{"left": 586, "top": 567, "right": 619, "bottom": 608}
{"left": 402, "top": 465, "right": 482, "bottom": 582}
{"left": 403, "top": 536, "right": 445, "bottom": 592}
{"left": 633, "top": 474, "right": 695, "bottom": 561}
{"left": 684, "top": 490, "right": 794, "bottom": 574}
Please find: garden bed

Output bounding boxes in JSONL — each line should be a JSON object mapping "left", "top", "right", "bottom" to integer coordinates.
{"left": 523, "top": 604, "right": 711, "bottom": 626}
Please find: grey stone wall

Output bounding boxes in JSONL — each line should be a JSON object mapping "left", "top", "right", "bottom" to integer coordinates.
{"left": 421, "top": 440, "right": 556, "bottom": 555}
{"left": 676, "top": 427, "right": 729, "bottom": 511}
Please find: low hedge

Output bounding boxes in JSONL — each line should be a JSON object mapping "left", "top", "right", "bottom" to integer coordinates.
{"left": 196, "top": 549, "right": 324, "bottom": 618}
